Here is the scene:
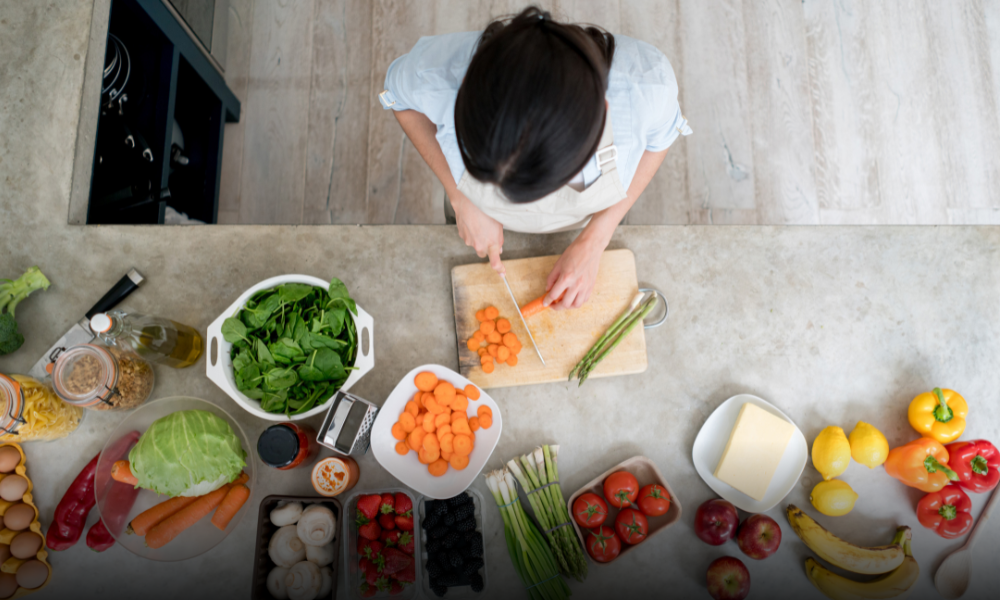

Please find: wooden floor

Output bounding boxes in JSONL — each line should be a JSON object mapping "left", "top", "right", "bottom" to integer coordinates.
{"left": 216, "top": 0, "right": 1000, "bottom": 225}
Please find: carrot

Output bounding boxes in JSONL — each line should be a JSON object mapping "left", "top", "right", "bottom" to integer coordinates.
{"left": 486, "top": 331, "right": 501, "bottom": 345}
{"left": 520, "top": 296, "right": 548, "bottom": 318}
{"left": 469, "top": 416, "right": 480, "bottom": 432}
{"left": 399, "top": 412, "right": 416, "bottom": 433}
{"left": 480, "top": 353, "right": 493, "bottom": 366}
{"left": 451, "top": 394, "right": 469, "bottom": 412}
{"left": 479, "top": 320, "right": 496, "bottom": 335}
{"left": 478, "top": 348, "right": 488, "bottom": 357}
{"left": 436, "top": 424, "right": 452, "bottom": 440}
{"left": 211, "top": 484, "right": 250, "bottom": 531}
{"left": 413, "top": 391, "right": 424, "bottom": 409}
{"left": 477, "top": 405, "right": 493, "bottom": 419}
{"left": 497, "top": 346, "right": 510, "bottom": 362}
{"left": 406, "top": 400, "right": 420, "bottom": 416}
{"left": 428, "top": 459, "right": 449, "bottom": 477}
{"left": 434, "top": 413, "right": 451, "bottom": 429}
{"left": 484, "top": 306, "right": 499, "bottom": 320}
{"left": 415, "top": 412, "right": 426, "bottom": 427}
{"left": 496, "top": 318, "right": 511, "bottom": 334}
{"left": 128, "top": 495, "right": 199, "bottom": 536}
{"left": 467, "top": 338, "right": 479, "bottom": 352}
{"left": 453, "top": 435, "right": 473, "bottom": 456}
{"left": 464, "top": 384, "right": 481, "bottom": 400}
{"left": 441, "top": 449, "right": 453, "bottom": 462}
{"left": 407, "top": 428, "right": 426, "bottom": 452}
{"left": 449, "top": 454, "right": 470, "bottom": 470}
{"left": 391, "top": 422, "right": 407, "bottom": 441}
{"left": 473, "top": 330, "right": 486, "bottom": 343}
{"left": 423, "top": 434, "right": 440, "bottom": 453}
{"left": 453, "top": 417, "right": 472, "bottom": 437}
{"left": 479, "top": 414, "right": 494, "bottom": 429}
{"left": 395, "top": 441, "right": 409, "bottom": 455}
{"left": 414, "top": 371, "right": 438, "bottom": 392}
{"left": 422, "top": 414, "right": 436, "bottom": 433}
{"left": 502, "top": 332, "right": 519, "bottom": 348}
{"left": 510, "top": 340, "right": 523, "bottom": 354}
{"left": 507, "top": 353, "right": 518, "bottom": 366}
{"left": 434, "top": 380, "right": 455, "bottom": 399}
{"left": 418, "top": 446, "right": 440, "bottom": 464}
{"left": 146, "top": 485, "right": 232, "bottom": 549}
{"left": 440, "top": 432, "right": 455, "bottom": 453}
{"left": 483, "top": 361, "right": 495, "bottom": 374}
{"left": 424, "top": 395, "right": 444, "bottom": 414}
{"left": 475, "top": 310, "right": 487, "bottom": 322}
{"left": 487, "top": 344, "right": 499, "bottom": 357}
{"left": 111, "top": 460, "right": 139, "bottom": 486}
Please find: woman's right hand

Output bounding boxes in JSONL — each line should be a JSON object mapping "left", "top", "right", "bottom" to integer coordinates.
{"left": 452, "top": 190, "right": 505, "bottom": 274}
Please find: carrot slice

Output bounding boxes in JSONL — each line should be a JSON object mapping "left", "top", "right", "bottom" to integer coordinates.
{"left": 487, "top": 344, "right": 499, "bottom": 357}
{"left": 467, "top": 338, "right": 480, "bottom": 352}
{"left": 507, "top": 353, "right": 518, "bottom": 366}
{"left": 464, "top": 384, "right": 480, "bottom": 400}
{"left": 405, "top": 400, "right": 420, "bottom": 416}
{"left": 211, "top": 484, "right": 250, "bottom": 531}
{"left": 502, "top": 333, "right": 518, "bottom": 348}
{"left": 395, "top": 441, "right": 409, "bottom": 455}
{"left": 497, "top": 346, "right": 510, "bottom": 362}
{"left": 469, "top": 416, "right": 480, "bottom": 432}
{"left": 453, "top": 435, "right": 473, "bottom": 456}
{"left": 439, "top": 432, "right": 455, "bottom": 453}
{"left": 418, "top": 446, "right": 440, "bottom": 464}
{"left": 449, "top": 454, "right": 470, "bottom": 470}
{"left": 475, "top": 310, "right": 487, "bottom": 322}
{"left": 478, "top": 348, "right": 488, "bottom": 357}
{"left": 407, "top": 428, "right": 426, "bottom": 451}
{"left": 473, "top": 330, "right": 486, "bottom": 343}
{"left": 398, "top": 412, "right": 416, "bottom": 433}
{"left": 479, "top": 414, "right": 494, "bottom": 429}
{"left": 423, "top": 434, "right": 440, "bottom": 453}
{"left": 424, "top": 395, "right": 444, "bottom": 414}
{"left": 496, "top": 318, "right": 511, "bottom": 334}
{"left": 441, "top": 449, "right": 453, "bottom": 462}
{"left": 483, "top": 361, "right": 495, "bottom": 374}
{"left": 477, "top": 405, "right": 493, "bottom": 419}
{"left": 434, "top": 412, "right": 451, "bottom": 429}
{"left": 452, "top": 418, "right": 472, "bottom": 437}
{"left": 479, "top": 320, "right": 496, "bottom": 335}
{"left": 422, "top": 414, "right": 437, "bottom": 433}
{"left": 391, "top": 422, "right": 406, "bottom": 440}
{"left": 415, "top": 371, "right": 438, "bottom": 392}
{"left": 436, "top": 424, "right": 452, "bottom": 440}
{"left": 484, "top": 306, "right": 499, "bottom": 320}
{"left": 451, "top": 394, "right": 469, "bottom": 412}
{"left": 128, "top": 496, "right": 199, "bottom": 537}
{"left": 428, "top": 459, "right": 449, "bottom": 477}
{"left": 485, "top": 331, "right": 500, "bottom": 345}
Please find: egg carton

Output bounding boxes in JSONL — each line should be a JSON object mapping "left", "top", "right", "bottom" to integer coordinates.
{"left": 0, "top": 443, "right": 51, "bottom": 598}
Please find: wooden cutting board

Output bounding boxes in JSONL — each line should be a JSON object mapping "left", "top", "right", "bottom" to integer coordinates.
{"left": 451, "top": 249, "right": 647, "bottom": 388}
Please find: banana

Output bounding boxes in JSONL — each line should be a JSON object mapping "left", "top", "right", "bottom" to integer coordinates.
{"left": 805, "top": 527, "right": 919, "bottom": 600}
{"left": 786, "top": 505, "right": 905, "bottom": 574}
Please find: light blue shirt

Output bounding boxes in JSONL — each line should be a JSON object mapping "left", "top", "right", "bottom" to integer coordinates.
{"left": 379, "top": 31, "right": 691, "bottom": 192}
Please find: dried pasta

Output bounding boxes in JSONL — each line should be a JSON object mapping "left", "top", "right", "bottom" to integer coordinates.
{"left": 3, "top": 375, "right": 83, "bottom": 442}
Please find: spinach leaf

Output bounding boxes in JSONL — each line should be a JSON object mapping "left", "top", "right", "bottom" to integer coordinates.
{"left": 261, "top": 390, "right": 288, "bottom": 412}
{"left": 324, "top": 307, "right": 346, "bottom": 337}
{"left": 279, "top": 283, "right": 315, "bottom": 303}
{"left": 256, "top": 338, "right": 275, "bottom": 365}
{"left": 270, "top": 338, "right": 304, "bottom": 364}
{"left": 313, "top": 348, "right": 345, "bottom": 380}
{"left": 243, "top": 387, "right": 264, "bottom": 400}
{"left": 265, "top": 367, "right": 298, "bottom": 390}
{"left": 309, "top": 333, "right": 346, "bottom": 351}
{"left": 221, "top": 318, "right": 250, "bottom": 344}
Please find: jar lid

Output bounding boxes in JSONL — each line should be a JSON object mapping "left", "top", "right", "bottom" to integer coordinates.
{"left": 257, "top": 424, "right": 300, "bottom": 468}
{"left": 90, "top": 313, "right": 113, "bottom": 334}
{"left": 51, "top": 345, "right": 118, "bottom": 406}
{"left": 0, "top": 374, "right": 25, "bottom": 436}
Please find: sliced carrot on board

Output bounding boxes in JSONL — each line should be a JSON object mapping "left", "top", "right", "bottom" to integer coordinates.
{"left": 478, "top": 348, "right": 488, "bottom": 357}
{"left": 473, "top": 330, "right": 486, "bottom": 343}
{"left": 495, "top": 318, "right": 511, "bottom": 334}
{"left": 453, "top": 434, "right": 473, "bottom": 456}
{"left": 451, "top": 394, "right": 469, "bottom": 412}
{"left": 399, "top": 412, "right": 416, "bottom": 433}
{"left": 479, "top": 414, "right": 493, "bottom": 429}
{"left": 469, "top": 416, "right": 480, "bottom": 432}
{"left": 486, "top": 331, "right": 501, "bottom": 344}
{"left": 475, "top": 310, "right": 487, "bottom": 322}
{"left": 391, "top": 422, "right": 407, "bottom": 441}
{"left": 395, "top": 441, "right": 409, "bottom": 455}
{"left": 415, "top": 371, "right": 438, "bottom": 392}
{"left": 484, "top": 306, "right": 499, "bottom": 320}
{"left": 405, "top": 400, "right": 420, "bottom": 417}
{"left": 449, "top": 454, "right": 470, "bottom": 471}
{"left": 502, "top": 332, "right": 518, "bottom": 348}
{"left": 483, "top": 361, "right": 495, "bottom": 374}
{"left": 487, "top": 344, "right": 499, "bottom": 357}
{"left": 467, "top": 338, "right": 480, "bottom": 352}
{"left": 509, "top": 340, "right": 522, "bottom": 354}
{"left": 464, "top": 384, "right": 481, "bottom": 400}
{"left": 497, "top": 346, "right": 510, "bottom": 362}
{"left": 428, "top": 459, "right": 449, "bottom": 477}
{"left": 506, "top": 353, "right": 518, "bottom": 366}
{"left": 479, "top": 320, "right": 496, "bottom": 335}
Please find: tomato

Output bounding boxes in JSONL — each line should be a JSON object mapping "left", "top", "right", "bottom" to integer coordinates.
{"left": 573, "top": 493, "right": 609, "bottom": 528}
{"left": 585, "top": 526, "right": 621, "bottom": 563}
{"left": 614, "top": 508, "right": 648, "bottom": 545}
{"left": 603, "top": 471, "right": 639, "bottom": 508}
{"left": 636, "top": 484, "right": 671, "bottom": 517}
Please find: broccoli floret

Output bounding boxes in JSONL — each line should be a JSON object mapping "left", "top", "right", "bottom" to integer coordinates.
{"left": 0, "top": 266, "right": 51, "bottom": 356}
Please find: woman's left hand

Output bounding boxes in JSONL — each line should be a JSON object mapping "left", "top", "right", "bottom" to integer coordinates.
{"left": 544, "top": 236, "right": 604, "bottom": 310}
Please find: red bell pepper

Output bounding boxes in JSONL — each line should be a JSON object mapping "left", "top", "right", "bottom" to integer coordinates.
{"left": 945, "top": 439, "right": 1000, "bottom": 494}
{"left": 917, "top": 485, "right": 973, "bottom": 539}
{"left": 86, "top": 520, "right": 116, "bottom": 552}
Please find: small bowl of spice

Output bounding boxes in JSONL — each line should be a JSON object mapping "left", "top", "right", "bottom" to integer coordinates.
{"left": 51, "top": 344, "right": 154, "bottom": 411}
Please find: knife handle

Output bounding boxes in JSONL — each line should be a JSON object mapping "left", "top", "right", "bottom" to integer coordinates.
{"left": 85, "top": 269, "right": 145, "bottom": 319}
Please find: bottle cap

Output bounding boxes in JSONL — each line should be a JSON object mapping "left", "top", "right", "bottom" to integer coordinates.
{"left": 90, "top": 313, "right": 113, "bottom": 334}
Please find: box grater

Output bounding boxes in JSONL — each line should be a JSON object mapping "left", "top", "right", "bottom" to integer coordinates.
{"left": 318, "top": 390, "right": 378, "bottom": 455}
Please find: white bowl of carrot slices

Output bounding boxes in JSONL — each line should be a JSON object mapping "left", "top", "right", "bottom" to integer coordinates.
{"left": 370, "top": 365, "right": 502, "bottom": 499}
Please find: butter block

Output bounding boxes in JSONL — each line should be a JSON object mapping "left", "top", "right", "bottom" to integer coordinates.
{"left": 713, "top": 402, "right": 795, "bottom": 501}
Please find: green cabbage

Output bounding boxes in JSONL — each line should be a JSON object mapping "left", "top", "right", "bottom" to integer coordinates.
{"left": 129, "top": 410, "right": 247, "bottom": 497}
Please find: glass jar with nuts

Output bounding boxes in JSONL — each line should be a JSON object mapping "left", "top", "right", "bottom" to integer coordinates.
{"left": 51, "top": 344, "right": 154, "bottom": 411}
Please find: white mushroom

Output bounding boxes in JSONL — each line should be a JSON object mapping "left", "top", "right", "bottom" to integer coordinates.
{"left": 267, "top": 567, "right": 290, "bottom": 599}
{"left": 305, "top": 541, "right": 335, "bottom": 566}
{"left": 270, "top": 502, "right": 304, "bottom": 527}
{"left": 269, "top": 525, "right": 306, "bottom": 568}
{"left": 318, "top": 567, "right": 333, "bottom": 599}
{"left": 296, "top": 505, "right": 336, "bottom": 547}
{"left": 285, "top": 561, "right": 322, "bottom": 600}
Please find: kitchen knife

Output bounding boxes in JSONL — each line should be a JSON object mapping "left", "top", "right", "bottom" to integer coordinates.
{"left": 499, "top": 273, "right": 546, "bottom": 366}
{"left": 27, "top": 268, "right": 144, "bottom": 379}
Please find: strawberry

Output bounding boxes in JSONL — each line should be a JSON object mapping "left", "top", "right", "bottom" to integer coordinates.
{"left": 397, "top": 530, "right": 414, "bottom": 555}
{"left": 375, "top": 576, "right": 390, "bottom": 593}
{"left": 365, "top": 567, "right": 381, "bottom": 587}
{"left": 359, "top": 557, "right": 374, "bottom": 575}
{"left": 382, "top": 547, "right": 414, "bottom": 575}
{"left": 389, "top": 580, "right": 405, "bottom": 595}
{"left": 394, "top": 513, "right": 413, "bottom": 531}
{"left": 380, "top": 493, "right": 396, "bottom": 514}
{"left": 395, "top": 561, "right": 416, "bottom": 584}
{"left": 394, "top": 493, "right": 413, "bottom": 516}
{"left": 379, "top": 513, "right": 397, "bottom": 530}
{"left": 380, "top": 529, "right": 401, "bottom": 547}
{"left": 357, "top": 494, "right": 382, "bottom": 521}
{"left": 357, "top": 537, "right": 383, "bottom": 559}
{"left": 358, "top": 521, "right": 382, "bottom": 541}
{"left": 359, "top": 583, "right": 376, "bottom": 598}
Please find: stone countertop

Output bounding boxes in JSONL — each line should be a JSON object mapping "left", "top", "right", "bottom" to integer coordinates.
{"left": 3, "top": 2, "right": 1000, "bottom": 600}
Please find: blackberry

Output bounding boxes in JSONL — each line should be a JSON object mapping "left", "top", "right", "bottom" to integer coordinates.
{"left": 443, "top": 513, "right": 456, "bottom": 526}
{"left": 449, "top": 550, "right": 464, "bottom": 568}
{"left": 426, "top": 538, "right": 443, "bottom": 553}
{"left": 461, "top": 557, "right": 484, "bottom": 576}
{"left": 452, "top": 503, "right": 475, "bottom": 521}
{"left": 431, "top": 525, "right": 450, "bottom": 539}
{"left": 470, "top": 573, "right": 484, "bottom": 593}
{"left": 433, "top": 502, "right": 449, "bottom": 517}
{"left": 447, "top": 493, "right": 468, "bottom": 507}
{"left": 443, "top": 531, "right": 461, "bottom": 549}
{"left": 424, "top": 513, "right": 441, "bottom": 529}
{"left": 427, "top": 559, "right": 444, "bottom": 578}
{"left": 456, "top": 517, "right": 477, "bottom": 532}
{"left": 468, "top": 536, "right": 483, "bottom": 558}
{"left": 440, "top": 574, "right": 471, "bottom": 588}
{"left": 431, "top": 583, "right": 448, "bottom": 597}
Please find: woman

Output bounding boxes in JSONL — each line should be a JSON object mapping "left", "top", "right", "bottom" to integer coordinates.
{"left": 378, "top": 7, "right": 690, "bottom": 309}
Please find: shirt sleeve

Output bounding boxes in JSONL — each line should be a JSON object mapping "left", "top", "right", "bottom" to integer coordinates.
{"left": 627, "top": 40, "right": 692, "bottom": 152}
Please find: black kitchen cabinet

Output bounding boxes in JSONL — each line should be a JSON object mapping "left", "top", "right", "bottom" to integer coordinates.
{"left": 87, "top": 0, "right": 239, "bottom": 225}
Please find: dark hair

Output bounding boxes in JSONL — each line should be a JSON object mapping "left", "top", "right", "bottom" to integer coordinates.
{"left": 455, "top": 6, "right": 615, "bottom": 203}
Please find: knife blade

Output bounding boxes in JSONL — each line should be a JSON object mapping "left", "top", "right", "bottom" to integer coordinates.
{"left": 27, "top": 268, "right": 145, "bottom": 379}
{"left": 499, "top": 273, "right": 545, "bottom": 366}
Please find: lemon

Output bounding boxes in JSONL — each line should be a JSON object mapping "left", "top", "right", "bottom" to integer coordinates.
{"left": 810, "top": 479, "right": 858, "bottom": 516}
{"left": 812, "top": 426, "right": 852, "bottom": 480}
{"left": 848, "top": 421, "right": 890, "bottom": 468}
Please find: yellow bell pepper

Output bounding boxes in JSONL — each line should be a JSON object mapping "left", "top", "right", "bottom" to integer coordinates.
{"left": 908, "top": 388, "right": 967, "bottom": 444}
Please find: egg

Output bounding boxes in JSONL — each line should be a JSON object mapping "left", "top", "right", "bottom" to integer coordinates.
{"left": 0, "top": 544, "right": 10, "bottom": 564}
{"left": 0, "top": 573, "right": 16, "bottom": 599}
{"left": 0, "top": 447, "right": 19, "bottom": 474}
{"left": 0, "top": 476, "right": 27, "bottom": 502}
{"left": 14, "top": 560, "right": 47, "bottom": 590}
{"left": 9, "top": 532, "right": 41, "bottom": 560}
{"left": 2, "top": 503, "right": 34, "bottom": 532}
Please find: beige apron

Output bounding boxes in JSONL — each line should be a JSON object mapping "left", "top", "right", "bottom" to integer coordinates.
{"left": 456, "top": 115, "right": 627, "bottom": 233}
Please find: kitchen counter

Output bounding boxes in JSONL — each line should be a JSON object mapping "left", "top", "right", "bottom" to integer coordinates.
{"left": 3, "top": 2, "right": 1000, "bottom": 600}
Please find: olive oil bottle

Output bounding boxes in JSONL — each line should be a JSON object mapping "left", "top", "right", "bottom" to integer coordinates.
{"left": 90, "top": 310, "right": 203, "bottom": 368}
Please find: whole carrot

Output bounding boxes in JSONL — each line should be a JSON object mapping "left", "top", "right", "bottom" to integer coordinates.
{"left": 145, "top": 487, "right": 230, "bottom": 549}
{"left": 110, "top": 460, "right": 138, "bottom": 486}
{"left": 127, "top": 496, "right": 199, "bottom": 536}
{"left": 521, "top": 292, "right": 566, "bottom": 318}
{"left": 210, "top": 485, "right": 250, "bottom": 531}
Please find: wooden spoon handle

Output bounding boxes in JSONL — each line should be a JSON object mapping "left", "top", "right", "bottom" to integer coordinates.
{"left": 967, "top": 486, "right": 1000, "bottom": 548}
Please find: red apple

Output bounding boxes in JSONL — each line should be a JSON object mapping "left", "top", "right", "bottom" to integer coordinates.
{"left": 706, "top": 556, "right": 750, "bottom": 600}
{"left": 736, "top": 514, "right": 781, "bottom": 560}
{"left": 694, "top": 499, "right": 739, "bottom": 545}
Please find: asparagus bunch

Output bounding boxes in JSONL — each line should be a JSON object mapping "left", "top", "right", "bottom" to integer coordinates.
{"left": 569, "top": 291, "right": 659, "bottom": 385}
{"left": 508, "top": 445, "right": 588, "bottom": 582}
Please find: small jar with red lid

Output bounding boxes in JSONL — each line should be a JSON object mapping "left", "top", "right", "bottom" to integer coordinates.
{"left": 257, "top": 423, "right": 319, "bottom": 470}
